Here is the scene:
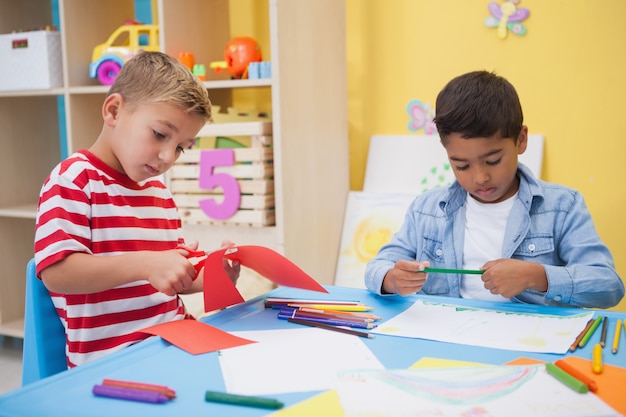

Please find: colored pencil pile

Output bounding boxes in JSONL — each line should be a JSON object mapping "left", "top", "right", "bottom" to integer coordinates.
{"left": 265, "top": 298, "right": 380, "bottom": 338}
{"left": 92, "top": 378, "right": 176, "bottom": 404}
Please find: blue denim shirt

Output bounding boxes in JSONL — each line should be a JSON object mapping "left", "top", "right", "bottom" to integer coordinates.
{"left": 365, "top": 163, "right": 624, "bottom": 308}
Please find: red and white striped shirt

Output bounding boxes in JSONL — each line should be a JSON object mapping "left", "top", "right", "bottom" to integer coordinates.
{"left": 34, "top": 150, "right": 190, "bottom": 367}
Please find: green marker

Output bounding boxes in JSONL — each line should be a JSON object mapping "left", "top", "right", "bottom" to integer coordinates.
{"left": 422, "top": 267, "right": 484, "bottom": 275}
{"left": 545, "top": 363, "right": 589, "bottom": 393}
{"left": 204, "top": 390, "right": 284, "bottom": 409}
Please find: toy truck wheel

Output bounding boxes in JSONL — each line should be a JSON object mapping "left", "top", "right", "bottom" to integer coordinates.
{"left": 97, "top": 60, "right": 122, "bottom": 85}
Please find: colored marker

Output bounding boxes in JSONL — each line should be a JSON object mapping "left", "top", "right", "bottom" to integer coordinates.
{"left": 613, "top": 319, "right": 623, "bottom": 354}
{"left": 288, "top": 317, "right": 374, "bottom": 339}
{"left": 554, "top": 359, "right": 598, "bottom": 392}
{"left": 545, "top": 363, "right": 588, "bottom": 393}
{"left": 264, "top": 298, "right": 361, "bottom": 308}
{"left": 592, "top": 343, "right": 603, "bottom": 374}
{"left": 579, "top": 316, "right": 603, "bottom": 348}
{"left": 287, "top": 303, "right": 373, "bottom": 312}
{"left": 93, "top": 384, "right": 170, "bottom": 403}
{"left": 288, "top": 307, "right": 375, "bottom": 323}
{"left": 204, "top": 390, "right": 284, "bottom": 409}
{"left": 299, "top": 307, "right": 381, "bottom": 321}
{"left": 570, "top": 319, "right": 594, "bottom": 352}
{"left": 277, "top": 309, "right": 375, "bottom": 329}
{"left": 600, "top": 316, "right": 608, "bottom": 348}
{"left": 421, "top": 267, "right": 483, "bottom": 275}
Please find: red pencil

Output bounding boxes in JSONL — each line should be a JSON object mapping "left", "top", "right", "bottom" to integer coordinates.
{"left": 554, "top": 360, "right": 598, "bottom": 392}
{"left": 102, "top": 378, "right": 176, "bottom": 399}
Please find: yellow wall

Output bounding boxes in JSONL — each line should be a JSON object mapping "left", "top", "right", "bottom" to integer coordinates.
{"left": 232, "top": 0, "right": 626, "bottom": 310}
{"left": 346, "top": 0, "right": 626, "bottom": 311}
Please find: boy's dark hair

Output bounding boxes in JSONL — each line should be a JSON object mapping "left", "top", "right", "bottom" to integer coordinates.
{"left": 433, "top": 70, "right": 523, "bottom": 144}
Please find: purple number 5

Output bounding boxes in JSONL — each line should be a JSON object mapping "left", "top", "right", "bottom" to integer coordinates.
{"left": 198, "top": 149, "right": 241, "bottom": 220}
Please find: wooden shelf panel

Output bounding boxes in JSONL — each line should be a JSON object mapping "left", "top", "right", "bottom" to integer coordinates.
{"left": 0, "top": 319, "right": 25, "bottom": 339}
{"left": 0, "top": 205, "right": 37, "bottom": 219}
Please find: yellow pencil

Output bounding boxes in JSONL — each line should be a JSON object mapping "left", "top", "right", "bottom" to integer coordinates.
{"left": 287, "top": 303, "right": 373, "bottom": 312}
{"left": 592, "top": 343, "right": 603, "bottom": 374}
{"left": 612, "top": 319, "right": 622, "bottom": 354}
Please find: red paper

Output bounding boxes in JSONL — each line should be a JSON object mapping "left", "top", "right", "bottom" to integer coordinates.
{"left": 202, "top": 245, "right": 328, "bottom": 312}
{"left": 202, "top": 247, "right": 246, "bottom": 312}
{"left": 139, "top": 319, "right": 255, "bottom": 355}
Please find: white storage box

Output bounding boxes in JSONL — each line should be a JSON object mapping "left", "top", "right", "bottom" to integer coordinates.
{"left": 0, "top": 30, "right": 63, "bottom": 91}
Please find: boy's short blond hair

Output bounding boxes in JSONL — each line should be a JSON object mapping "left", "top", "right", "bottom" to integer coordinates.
{"left": 107, "top": 51, "right": 212, "bottom": 123}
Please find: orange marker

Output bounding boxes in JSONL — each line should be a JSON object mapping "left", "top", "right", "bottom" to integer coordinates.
{"left": 554, "top": 359, "right": 598, "bottom": 392}
{"left": 592, "top": 343, "right": 603, "bottom": 374}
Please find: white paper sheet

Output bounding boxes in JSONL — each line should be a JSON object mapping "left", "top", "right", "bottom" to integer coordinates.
{"left": 218, "top": 328, "right": 384, "bottom": 395}
{"left": 372, "top": 299, "right": 594, "bottom": 353}
{"left": 334, "top": 365, "right": 620, "bottom": 417}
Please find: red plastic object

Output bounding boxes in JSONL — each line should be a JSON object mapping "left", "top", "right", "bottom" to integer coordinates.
{"left": 223, "top": 37, "right": 262, "bottom": 78}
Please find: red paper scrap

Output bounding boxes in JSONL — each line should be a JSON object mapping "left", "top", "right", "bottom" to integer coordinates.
{"left": 139, "top": 319, "right": 255, "bottom": 355}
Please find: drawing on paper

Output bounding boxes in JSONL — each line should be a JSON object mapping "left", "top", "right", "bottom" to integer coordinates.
{"left": 373, "top": 299, "right": 594, "bottom": 354}
{"left": 334, "top": 192, "right": 415, "bottom": 289}
{"left": 340, "top": 366, "right": 536, "bottom": 406}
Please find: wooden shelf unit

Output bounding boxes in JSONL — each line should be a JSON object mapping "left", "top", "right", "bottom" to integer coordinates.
{"left": 0, "top": 0, "right": 348, "bottom": 338}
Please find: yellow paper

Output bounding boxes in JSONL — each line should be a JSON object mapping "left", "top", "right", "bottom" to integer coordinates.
{"left": 268, "top": 390, "right": 345, "bottom": 416}
{"left": 410, "top": 356, "right": 488, "bottom": 369}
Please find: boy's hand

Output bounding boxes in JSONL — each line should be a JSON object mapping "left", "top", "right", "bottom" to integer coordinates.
{"left": 480, "top": 258, "right": 548, "bottom": 298}
{"left": 144, "top": 249, "right": 198, "bottom": 296}
{"left": 382, "top": 260, "right": 430, "bottom": 296}
{"left": 220, "top": 240, "right": 241, "bottom": 285}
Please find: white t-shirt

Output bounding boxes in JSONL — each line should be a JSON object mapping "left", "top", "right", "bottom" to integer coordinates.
{"left": 460, "top": 192, "right": 517, "bottom": 302}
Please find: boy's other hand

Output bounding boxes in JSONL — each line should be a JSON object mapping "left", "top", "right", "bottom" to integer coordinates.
{"left": 382, "top": 260, "right": 430, "bottom": 296}
{"left": 481, "top": 258, "right": 548, "bottom": 298}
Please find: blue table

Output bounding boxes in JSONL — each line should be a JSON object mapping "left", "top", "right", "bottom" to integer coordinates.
{"left": 1, "top": 285, "right": 624, "bottom": 417}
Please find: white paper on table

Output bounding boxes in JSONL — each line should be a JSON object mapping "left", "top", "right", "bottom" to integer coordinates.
{"left": 334, "top": 365, "right": 620, "bottom": 417}
{"left": 372, "top": 299, "right": 594, "bottom": 354}
{"left": 218, "top": 327, "right": 384, "bottom": 395}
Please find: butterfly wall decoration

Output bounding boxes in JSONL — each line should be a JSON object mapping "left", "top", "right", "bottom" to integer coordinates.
{"left": 484, "top": 0, "right": 530, "bottom": 39}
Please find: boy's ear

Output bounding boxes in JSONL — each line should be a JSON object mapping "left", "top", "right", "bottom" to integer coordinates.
{"left": 516, "top": 126, "right": 529, "bottom": 155}
{"left": 102, "top": 93, "right": 123, "bottom": 126}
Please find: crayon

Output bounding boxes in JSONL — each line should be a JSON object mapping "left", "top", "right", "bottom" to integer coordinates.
{"left": 554, "top": 359, "right": 598, "bottom": 392}
{"left": 93, "top": 384, "right": 170, "bottom": 404}
{"left": 545, "top": 363, "right": 588, "bottom": 393}
{"left": 592, "top": 343, "right": 603, "bottom": 374}
{"left": 204, "top": 390, "right": 284, "bottom": 409}
{"left": 102, "top": 378, "right": 175, "bottom": 398}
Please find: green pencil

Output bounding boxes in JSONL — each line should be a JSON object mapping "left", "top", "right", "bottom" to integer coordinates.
{"left": 579, "top": 315, "right": 603, "bottom": 348}
{"left": 422, "top": 267, "right": 484, "bottom": 275}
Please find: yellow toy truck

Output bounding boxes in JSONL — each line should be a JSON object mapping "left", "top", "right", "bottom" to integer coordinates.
{"left": 89, "top": 23, "right": 159, "bottom": 85}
